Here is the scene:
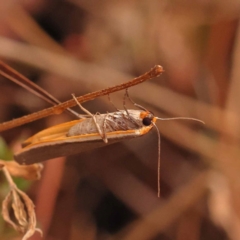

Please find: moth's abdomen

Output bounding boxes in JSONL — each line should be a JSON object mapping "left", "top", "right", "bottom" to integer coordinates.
{"left": 67, "top": 111, "right": 143, "bottom": 137}
{"left": 67, "top": 117, "right": 103, "bottom": 136}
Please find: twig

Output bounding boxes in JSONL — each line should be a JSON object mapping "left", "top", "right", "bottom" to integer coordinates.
{"left": 0, "top": 65, "right": 163, "bottom": 132}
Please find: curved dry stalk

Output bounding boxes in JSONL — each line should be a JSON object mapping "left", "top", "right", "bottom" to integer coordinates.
{"left": 1, "top": 166, "right": 42, "bottom": 240}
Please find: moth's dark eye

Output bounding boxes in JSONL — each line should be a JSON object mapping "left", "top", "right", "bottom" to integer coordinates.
{"left": 142, "top": 117, "right": 152, "bottom": 126}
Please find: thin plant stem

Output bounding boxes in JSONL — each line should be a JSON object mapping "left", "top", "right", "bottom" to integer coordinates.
{"left": 0, "top": 65, "right": 163, "bottom": 132}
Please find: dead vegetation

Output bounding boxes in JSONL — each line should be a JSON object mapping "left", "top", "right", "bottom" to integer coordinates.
{"left": 0, "top": 0, "right": 240, "bottom": 239}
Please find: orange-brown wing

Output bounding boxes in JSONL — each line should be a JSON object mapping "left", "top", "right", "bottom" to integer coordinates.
{"left": 14, "top": 121, "right": 153, "bottom": 165}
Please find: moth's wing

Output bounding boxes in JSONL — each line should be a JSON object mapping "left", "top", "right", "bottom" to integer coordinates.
{"left": 22, "top": 119, "right": 84, "bottom": 147}
{"left": 15, "top": 124, "right": 153, "bottom": 165}
{"left": 15, "top": 137, "right": 113, "bottom": 165}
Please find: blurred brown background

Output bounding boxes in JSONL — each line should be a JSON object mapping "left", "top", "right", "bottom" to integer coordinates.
{"left": 0, "top": 0, "right": 240, "bottom": 239}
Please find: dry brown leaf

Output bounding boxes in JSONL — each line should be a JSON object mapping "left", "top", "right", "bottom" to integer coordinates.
{"left": 0, "top": 160, "right": 43, "bottom": 180}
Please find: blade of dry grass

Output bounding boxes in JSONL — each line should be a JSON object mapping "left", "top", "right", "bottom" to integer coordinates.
{"left": 2, "top": 4, "right": 65, "bottom": 54}
{"left": 115, "top": 171, "right": 208, "bottom": 240}
{"left": 206, "top": 21, "right": 240, "bottom": 240}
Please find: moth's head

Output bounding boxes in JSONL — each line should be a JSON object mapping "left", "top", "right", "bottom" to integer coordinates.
{"left": 140, "top": 111, "right": 156, "bottom": 126}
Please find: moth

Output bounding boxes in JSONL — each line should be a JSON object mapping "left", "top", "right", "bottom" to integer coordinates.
{"left": 0, "top": 61, "right": 203, "bottom": 197}
{"left": 14, "top": 90, "right": 203, "bottom": 198}
{"left": 14, "top": 90, "right": 160, "bottom": 165}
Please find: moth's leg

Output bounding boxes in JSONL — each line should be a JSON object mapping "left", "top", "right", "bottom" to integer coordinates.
{"left": 71, "top": 94, "right": 108, "bottom": 143}
{"left": 123, "top": 89, "right": 141, "bottom": 127}
{"left": 93, "top": 112, "right": 108, "bottom": 143}
{"left": 108, "top": 94, "right": 119, "bottom": 111}
{"left": 123, "top": 90, "right": 131, "bottom": 118}
{"left": 108, "top": 91, "right": 136, "bottom": 128}
{"left": 102, "top": 113, "right": 110, "bottom": 142}
{"left": 125, "top": 89, "right": 148, "bottom": 111}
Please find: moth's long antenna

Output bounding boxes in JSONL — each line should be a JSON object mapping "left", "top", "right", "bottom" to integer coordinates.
{"left": 153, "top": 116, "right": 204, "bottom": 197}
{"left": 156, "top": 117, "right": 205, "bottom": 124}
{"left": 153, "top": 122, "right": 161, "bottom": 198}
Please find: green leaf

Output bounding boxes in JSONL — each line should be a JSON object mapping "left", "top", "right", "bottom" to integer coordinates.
{"left": 0, "top": 137, "right": 13, "bottom": 160}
